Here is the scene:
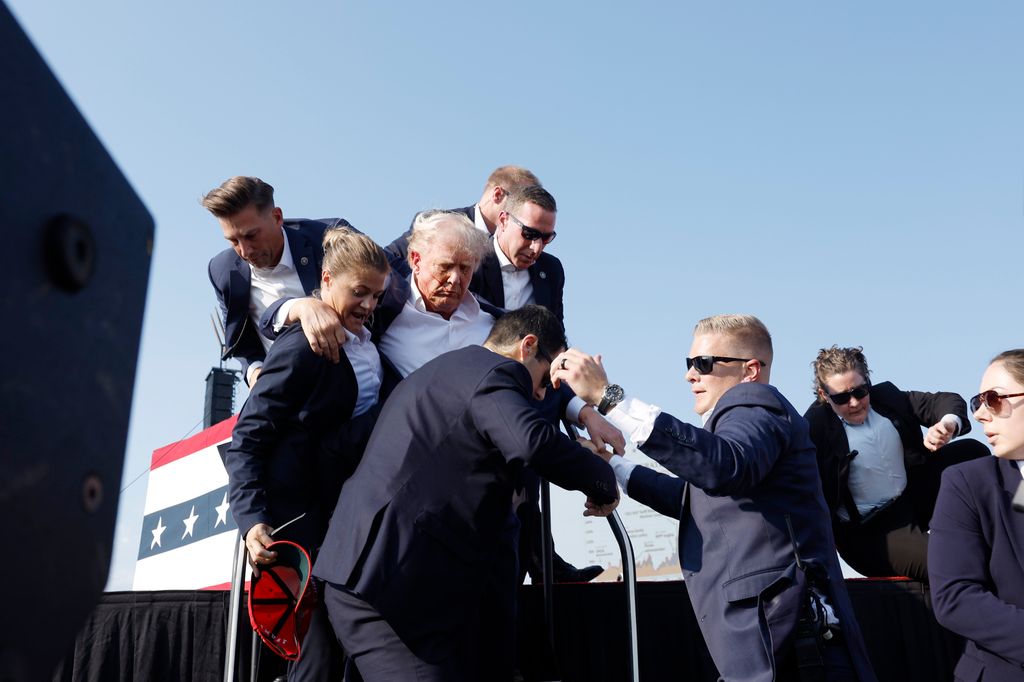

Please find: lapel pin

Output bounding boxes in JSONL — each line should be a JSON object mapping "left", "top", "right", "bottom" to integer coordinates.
{"left": 539, "top": 271, "right": 547, "bottom": 279}
{"left": 300, "top": 256, "right": 309, "bottom": 266}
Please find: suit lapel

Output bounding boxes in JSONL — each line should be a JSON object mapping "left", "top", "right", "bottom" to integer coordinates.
{"left": 999, "top": 460, "right": 1024, "bottom": 569}
{"left": 480, "top": 251, "right": 505, "bottom": 308}
{"left": 225, "top": 258, "right": 251, "bottom": 348}
{"left": 527, "top": 264, "right": 549, "bottom": 310}
{"left": 288, "top": 228, "right": 321, "bottom": 294}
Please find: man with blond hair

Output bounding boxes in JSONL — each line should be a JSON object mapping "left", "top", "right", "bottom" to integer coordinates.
{"left": 553, "top": 315, "right": 877, "bottom": 682}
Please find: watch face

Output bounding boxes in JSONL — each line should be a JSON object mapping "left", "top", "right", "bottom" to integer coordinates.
{"left": 605, "top": 384, "right": 624, "bottom": 402}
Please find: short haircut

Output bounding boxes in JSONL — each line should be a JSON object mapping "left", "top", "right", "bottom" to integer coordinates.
{"left": 485, "top": 304, "right": 567, "bottom": 360}
{"left": 407, "top": 210, "right": 490, "bottom": 268}
{"left": 201, "top": 176, "right": 275, "bottom": 217}
{"left": 505, "top": 185, "right": 557, "bottom": 215}
{"left": 484, "top": 165, "right": 540, "bottom": 194}
{"left": 812, "top": 346, "right": 871, "bottom": 402}
{"left": 322, "top": 227, "right": 389, "bottom": 278}
{"left": 991, "top": 349, "right": 1024, "bottom": 386}
{"left": 694, "top": 314, "right": 773, "bottom": 367}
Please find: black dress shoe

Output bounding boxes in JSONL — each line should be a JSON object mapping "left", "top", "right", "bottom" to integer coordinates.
{"left": 553, "top": 563, "right": 604, "bottom": 583}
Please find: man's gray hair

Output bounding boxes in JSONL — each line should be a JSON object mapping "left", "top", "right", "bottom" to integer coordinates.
{"left": 407, "top": 210, "right": 491, "bottom": 267}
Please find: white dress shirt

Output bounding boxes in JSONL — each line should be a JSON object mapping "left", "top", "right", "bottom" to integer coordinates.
{"left": 246, "top": 229, "right": 305, "bottom": 383}
{"left": 494, "top": 239, "right": 535, "bottom": 310}
{"left": 343, "top": 325, "right": 383, "bottom": 417}
{"left": 473, "top": 204, "right": 489, "bottom": 234}
{"left": 377, "top": 277, "right": 496, "bottom": 378}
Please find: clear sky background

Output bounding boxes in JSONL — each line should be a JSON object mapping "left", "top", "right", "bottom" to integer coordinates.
{"left": 8, "top": 1, "right": 1022, "bottom": 590}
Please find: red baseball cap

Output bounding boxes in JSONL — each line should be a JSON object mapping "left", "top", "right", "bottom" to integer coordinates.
{"left": 247, "top": 540, "right": 317, "bottom": 661}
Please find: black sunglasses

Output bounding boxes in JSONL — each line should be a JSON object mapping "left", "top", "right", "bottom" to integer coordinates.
{"left": 824, "top": 383, "right": 871, "bottom": 406}
{"left": 969, "top": 390, "right": 1024, "bottom": 416}
{"left": 506, "top": 213, "right": 556, "bottom": 245}
{"left": 685, "top": 355, "right": 763, "bottom": 375}
{"left": 535, "top": 346, "right": 553, "bottom": 388}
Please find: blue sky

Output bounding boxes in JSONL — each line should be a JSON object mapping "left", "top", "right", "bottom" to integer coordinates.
{"left": 9, "top": 1, "right": 1022, "bottom": 589}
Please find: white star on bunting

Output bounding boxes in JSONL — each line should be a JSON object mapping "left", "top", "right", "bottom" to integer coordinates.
{"left": 182, "top": 505, "right": 199, "bottom": 539}
{"left": 215, "top": 493, "right": 230, "bottom": 528}
{"left": 150, "top": 517, "right": 166, "bottom": 549}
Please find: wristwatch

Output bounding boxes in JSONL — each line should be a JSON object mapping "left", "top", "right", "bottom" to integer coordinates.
{"left": 597, "top": 384, "right": 624, "bottom": 415}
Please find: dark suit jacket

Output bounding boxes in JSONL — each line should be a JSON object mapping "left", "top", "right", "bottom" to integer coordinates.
{"left": 625, "top": 383, "right": 877, "bottom": 682}
{"left": 385, "top": 205, "right": 476, "bottom": 263}
{"left": 208, "top": 217, "right": 352, "bottom": 380}
{"left": 312, "top": 345, "right": 617, "bottom": 661}
{"left": 470, "top": 242, "right": 566, "bottom": 323}
{"left": 804, "top": 381, "right": 970, "bottom": 524}
{"left": 222, "top": 324, "right": 370, "bottom": 553}
{"left": 929, "top": 456, "right": 1024, "bottom": 682}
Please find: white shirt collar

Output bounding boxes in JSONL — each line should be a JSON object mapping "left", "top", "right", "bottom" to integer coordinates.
{"left": 1016, "top": 460, "right": 1024, "bottom": 479}
{"left": 493, "top": 237, "right": 518, "bottom": 272}
{"left": 408, "top": 275, "right": 481, "bottom": 319}
{"left": 473, "top": 203, "right": 489, "bottom": 234}
{"left": 343, "top": 324, "right": 372, "bottom": 345}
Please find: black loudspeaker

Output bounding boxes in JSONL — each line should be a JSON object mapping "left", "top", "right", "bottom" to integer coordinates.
{"left": 204, "top": 367, "right": 240, "bottom": 428}
{"left": 0, "top": 3, "right": 154, "bottom": 680}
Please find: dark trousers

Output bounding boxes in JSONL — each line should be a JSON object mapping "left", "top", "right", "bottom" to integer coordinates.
{"left": 287, "top": 583, "right": 345, "bottom": 681}
{"left": 835, "top": 439, "right": 988, "bottom": 582}
{"left": 322, "top": 583, "right": 514, "bottom": 682}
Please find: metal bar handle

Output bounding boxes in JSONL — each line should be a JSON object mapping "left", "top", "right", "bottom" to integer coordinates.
{"left": 562, "top": 420, "right": 640, "bottom": 682}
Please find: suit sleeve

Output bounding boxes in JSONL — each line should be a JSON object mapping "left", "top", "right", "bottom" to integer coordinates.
{"left": 928, "top": 466, "right": 1024, "bottom": 664}
{"left": 626, "top": 465, "right": 686, "bottom": 520}
{"left": 904, "top": 388, "right": 971, "bottom": 436}
{"left": 469, "top": 364, "right": 617, "bottom": 504}
{"left": 208, "top": 259, "right": 265, "bottom": 376}
{"left": 256, "top": 296, "right": 298, "bottom": 342}
{"left": 223, "top": 336, "right": 322, "bottom": 535}
{"left": 640, "top": 404, "right": 790, "bottom": 496}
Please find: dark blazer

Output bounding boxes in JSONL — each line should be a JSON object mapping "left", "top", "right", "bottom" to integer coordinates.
{"left": 222, "top": 323, "right": 371, "bottom": 552}
{"left": 626, "top": 383, "right": 877, "bottom": 682}
{"left": 313, "top": 345, "right": 617, "bottom": 662}
{"left": 804, "top": 381, "right": 970, "bottom": 523}
{"left": 470, "top": 242, "right": 566, "bottom": 323}
{"left": 929, "top": 456, "right": 1024, "bottom": 682}
{"left": 385, "top": 205, "right": 476, "bottom": 263}
{"left": 208, "top": 217, "right": 352, "bottom": 380}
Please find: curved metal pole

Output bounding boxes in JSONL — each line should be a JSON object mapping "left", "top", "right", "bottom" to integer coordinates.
{"left": 606, "top": 509, "right": 640, "bottom": 682}
{"left": 223, "top": 534, "right": 247, "bottom": 682}
{"left": 561, "top": 420, "right": 641, "bottom": 682}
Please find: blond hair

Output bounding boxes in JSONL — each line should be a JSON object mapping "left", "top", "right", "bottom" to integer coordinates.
{"left": 322, "top": 227, "right": 389, "bottom": 278}
{"left": 694, "top": 314, "right": 773, "bottom": 366}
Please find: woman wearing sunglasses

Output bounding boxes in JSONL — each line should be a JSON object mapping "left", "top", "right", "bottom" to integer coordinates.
{"left": 928, "top": 350, "right": 1024, "bottom": 681}
{"left": 803, "top": 346, "right": 986, "bottom": 582}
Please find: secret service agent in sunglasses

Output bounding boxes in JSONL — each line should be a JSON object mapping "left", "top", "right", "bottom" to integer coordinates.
{"left": 505, "top": 213, "right": 556, "bottom": 245}
{"left": 823, "top": 383, "right": 871, "bottom": 406}
{"left": 969, "top": 389, "right": 1024, "bottom": 416}
{"left": 685, "top": 355, "right": 766, "bottom": 375}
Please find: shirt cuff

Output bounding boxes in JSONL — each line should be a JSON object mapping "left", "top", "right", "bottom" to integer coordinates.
{"left": 566, "top": 396, "right": 585, "bottom": 424}
{"left": 609, "top": 455, "right": 637, "bottom": 490}
{"left": 940, "top": 414, "right": 962, "bottom": 436}
{"left": 246, "top": 361, "right": 263, "bottom": 387}
{"left": 604, "top": 394, "right": 661, "bottom": 446}
{"left": 273, "top": 298, "right": 298, "bottom": 333}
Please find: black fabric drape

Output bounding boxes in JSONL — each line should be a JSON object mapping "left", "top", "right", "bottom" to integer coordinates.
{"left": 54, "top": 581, "right": 958, "bottom": 682}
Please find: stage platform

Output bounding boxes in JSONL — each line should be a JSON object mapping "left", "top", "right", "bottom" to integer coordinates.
{"left": 53, "top": 580, "right": 960, "bottom": 681}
